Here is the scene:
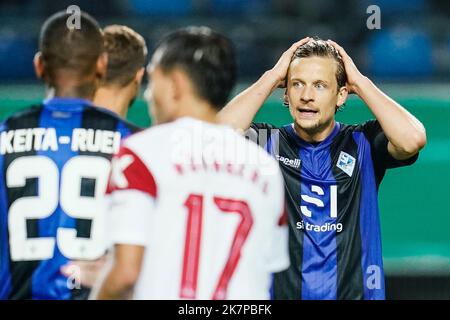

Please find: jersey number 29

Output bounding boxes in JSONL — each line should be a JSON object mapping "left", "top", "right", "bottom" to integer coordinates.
{"left": 7, "top": 155, "right": 110, "bottom": 261}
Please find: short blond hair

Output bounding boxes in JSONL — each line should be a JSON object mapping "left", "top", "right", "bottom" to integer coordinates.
{"left": 102, "top": 25, "right": 148, "bottom": 86}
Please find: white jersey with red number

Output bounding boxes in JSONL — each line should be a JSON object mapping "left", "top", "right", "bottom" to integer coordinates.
{"left": 106, "top": 117, "right": 288, "bottom": 300}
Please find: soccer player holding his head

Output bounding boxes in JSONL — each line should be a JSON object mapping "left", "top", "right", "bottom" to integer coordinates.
{"left": 0, "top": 11, "right": 139, "bottom": 300}
{"left": 94, "top": 27, "right": 289, "bottom": 300}
{"left": 219, "top": 38, "right": 426, "bottom": 299}
{"left": 94, "top": 25, "right": 148, "bottom": 118}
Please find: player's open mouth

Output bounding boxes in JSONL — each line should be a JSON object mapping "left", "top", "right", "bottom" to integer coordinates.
{"left": 297, "top": 107, "right": 318, "bottom": 119}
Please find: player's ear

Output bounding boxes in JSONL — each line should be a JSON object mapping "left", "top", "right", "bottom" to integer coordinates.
{"left": 170, "top": 69, "right": 188, "bottom": 102}
{"left": 336, "top": 86, "right": 348, "bottom": 107}
{"left": 33, "top": 52, "right": 45, "bottom": 80}
{"left": 283, "top": 89, "right": 289, "bottom": 107}
{"left": 135, "top": 67, "right": 145, "bottom": 86}
{"left": 96, "top": 52, "right": 108, "bottom": 80}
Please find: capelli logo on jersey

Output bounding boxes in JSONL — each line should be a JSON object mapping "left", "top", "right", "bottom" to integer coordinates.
{"left": 275, "top": 155, "right": 301, "bottom": 169}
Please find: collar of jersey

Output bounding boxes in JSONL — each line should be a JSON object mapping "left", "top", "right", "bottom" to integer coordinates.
{"left": 285, "top": 121, "right": 341, "bottom": 150}
{"left": 43, "top": 97, "right": 93, "bottom": 111}
{"left": 175, "top": 116, "right": 232, "bottom": 130}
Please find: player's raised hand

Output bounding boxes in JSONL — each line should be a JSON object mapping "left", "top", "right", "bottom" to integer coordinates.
{"left": 327, "top": 40, "right": 366, "bottom": 94}
{"left": 271, "top": 37, "right": 311, "bottom": 88}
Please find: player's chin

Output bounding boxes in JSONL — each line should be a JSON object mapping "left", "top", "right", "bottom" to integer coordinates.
{"left": 295, "top": 118, "right": 320, "bottom": 131}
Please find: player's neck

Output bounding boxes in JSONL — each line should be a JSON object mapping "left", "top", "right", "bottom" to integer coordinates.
{"left": 93, "top": 86, "right": 132, "bottom": 118}
{"left": 175, "top": 97, "right": 218, "bottom": 124}
{"left": 294, "top": 119, "right": 336, "bottom": 143}
{"left": 48, "top": 84, "right": 96, "bottom": 101}
{"left": 48, "top": 72, "right": 98, "bottom": 101}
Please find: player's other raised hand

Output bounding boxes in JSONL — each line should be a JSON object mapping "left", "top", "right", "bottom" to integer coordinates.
{"left": 327, "top": 40, "right": 367, "bottom": 95}
{"left": 271, "top": 37, "right": 311, "bottom": 88}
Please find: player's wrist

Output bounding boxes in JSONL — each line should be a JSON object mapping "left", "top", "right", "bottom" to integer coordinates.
{"left": 351, "top": 75, "right": 371, "bottom": 96}
{"left": 264, "top": 69, "right": 285, "bottom": 91}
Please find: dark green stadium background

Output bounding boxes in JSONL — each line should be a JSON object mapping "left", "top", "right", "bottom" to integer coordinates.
{"left": 1, "top": 84, "right": 449, "bottom": 274}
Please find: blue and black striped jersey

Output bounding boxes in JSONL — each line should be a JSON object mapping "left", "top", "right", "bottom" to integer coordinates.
{"left": 0, "top": 97, "right": 140, "bottom": 300}
{"left": 249, "top": 120, "right": 418, "bottom": 300}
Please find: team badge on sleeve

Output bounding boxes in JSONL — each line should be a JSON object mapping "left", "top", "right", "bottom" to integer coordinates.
{"left": 336, "top": 151, "right": 356, "bottom": 177}
{"left": 107, "top": 146, "right": 157, "bottom": 198}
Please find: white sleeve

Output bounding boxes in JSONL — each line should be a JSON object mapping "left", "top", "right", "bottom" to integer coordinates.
{"left": 107, "top": 189, "right": 155, "bottom": 246}
{"left": 267, "top": 167, "right": 290, "bottom": 273}
{"left": 105, "top": 145, "right": 158, "bottom": 247}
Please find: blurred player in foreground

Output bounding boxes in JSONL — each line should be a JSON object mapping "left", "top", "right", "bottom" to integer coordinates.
{"left": 0, "top": 11, "right": 139, "bottom": 300}
{"left": 219, "top": 38, "right": 426, "bottom": 299}
{"left": 94, "top": 27, "right": 289, "bottom": 300}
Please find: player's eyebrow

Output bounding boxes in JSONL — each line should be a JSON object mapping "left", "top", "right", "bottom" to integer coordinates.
{"left": 290, "top": 77, "right": 330, "bottom": 85}
{"left": 313, "top": 80, "right": 330, "bottom": 85}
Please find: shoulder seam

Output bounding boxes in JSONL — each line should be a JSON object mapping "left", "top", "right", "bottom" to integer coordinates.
{"left": 4, "top": 104, "right": 43, "bottom": 121}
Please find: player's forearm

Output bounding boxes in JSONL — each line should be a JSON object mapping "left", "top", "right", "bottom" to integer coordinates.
{"left": 355, "top": 77, "right": 427, "bottom": 155}
{"left": 95, "top": 269, "right": 135, "bottom": 300}
{"left": 218, "top": 70, "right": 280, "bottom": 130}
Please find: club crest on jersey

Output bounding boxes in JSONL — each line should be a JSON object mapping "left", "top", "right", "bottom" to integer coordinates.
{"left": 336, "top": 151, "right": 355, "bottom": 177}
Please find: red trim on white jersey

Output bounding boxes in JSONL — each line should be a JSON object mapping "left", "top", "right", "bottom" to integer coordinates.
{"left": 278, "top": 204, "right": 288, "bottom": 226}
{"left": 107, "top": 146, "right": 157, "bottom": 198}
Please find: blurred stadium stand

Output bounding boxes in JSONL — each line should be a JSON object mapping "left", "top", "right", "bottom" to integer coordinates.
{"left": 128, "top": 0, "right": 193, "bottom": 16}
{"left": 0, "top": 34, "right": 35, "bottom": 79}
{"left": 0, "top": 0, "right": 449, "bottom": 299}
{"left": 0, "top": 0, "right": 449, "bottom": 82}
{"left": 210, "top": 0, "right": 271, "bottom": 16}
{"left": 365, "top": 0, "right": 426, "bottom": 13}
{"left": 367, "top": 29, "right": 433, "bottom": 78}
